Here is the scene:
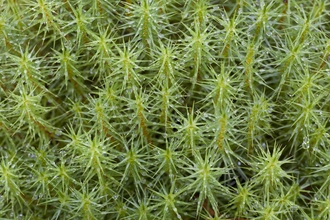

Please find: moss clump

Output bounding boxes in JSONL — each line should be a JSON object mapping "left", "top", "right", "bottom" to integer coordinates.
{"left": 1, "top": 0, "right": 330, "bottom": 219}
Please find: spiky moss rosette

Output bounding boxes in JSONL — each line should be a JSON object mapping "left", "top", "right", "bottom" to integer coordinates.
{"left": 0, "top": 0, "right": 330, "bottom": 219}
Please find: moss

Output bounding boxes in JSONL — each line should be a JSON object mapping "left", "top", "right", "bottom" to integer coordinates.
{"left": 1, "top": 0, "right": 330, "bottom": 219}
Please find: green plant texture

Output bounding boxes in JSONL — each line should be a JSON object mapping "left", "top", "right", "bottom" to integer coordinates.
{"left": 1, "top": 0, "right": 330, "bottom": 219}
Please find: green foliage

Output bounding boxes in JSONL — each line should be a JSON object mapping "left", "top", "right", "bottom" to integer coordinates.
{"left": 1, "top": 0, "right": 330, "bottom": 219}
